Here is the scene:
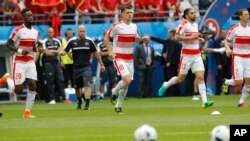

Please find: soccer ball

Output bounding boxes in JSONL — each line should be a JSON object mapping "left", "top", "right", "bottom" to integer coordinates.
{"left": 210, "top": 125, "right": 230, "bottom": 141}
{"left": 134, "top": 124, "right": 157, "bottom": 141}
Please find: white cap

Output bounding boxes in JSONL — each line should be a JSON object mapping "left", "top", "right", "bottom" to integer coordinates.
{"left": 134, "top": 124, "right": 157, "bottom": 141}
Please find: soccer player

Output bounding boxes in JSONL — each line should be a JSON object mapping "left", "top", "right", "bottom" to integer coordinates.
{"left": 223, "top": 9, "right": 250, "bottom": 107}
{"left": 62, "top": 25, "right": 105, "bottom": 110}
{"left": 6, "top": 8, "right": 39, "bottom": 118}
{"left": 104, "top": 4, "right": 149, "bottom": 113}
{"left": 158, "top": 8, "right": 214, "bottom": 108}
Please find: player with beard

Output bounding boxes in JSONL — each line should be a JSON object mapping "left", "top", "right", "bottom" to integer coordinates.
{"left": 158, "top": 8, "right": 214, "bottom": 108}
{"left": 6, "top": 8, "right": 39, "bottom": 118}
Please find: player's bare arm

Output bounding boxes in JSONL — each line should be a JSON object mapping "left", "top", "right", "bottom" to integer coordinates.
{"left": 175, "top": 32, "right": 198, "bottom": 41}
{"left": 6, "top": 39, "right": 29, "bottom": 55}
{"left": 99, "top": 51, "right": 109, "bottom": 56}
{"left": 104, "top": 33, "right": 114, "bottom": 59}
{"left": 93, "top": 51, "right": 105, "bottom": 72}
{"left": 223, "top": 38, "right": 233, "bottom": 55}
{"left": 135, "top": 35, "right": 150, "bottom": 43}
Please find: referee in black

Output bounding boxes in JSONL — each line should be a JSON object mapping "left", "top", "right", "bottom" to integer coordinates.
{"left": 62, "top": 25, "right": 105, "bottom": 110}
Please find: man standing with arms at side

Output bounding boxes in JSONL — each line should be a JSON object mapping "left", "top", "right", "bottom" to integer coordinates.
{"left": 158, "top": 8, "right": 214, "bottom": 108}
{"left": 61, "top": 28, "right": 75, "bottom": 88}
{"left": 104, "top": 4, "right": 149, "bottom": 113}
{"left": 223, "top": 9, "right": 250, "bottom": 107}
{"left": 62, "top": 25, "right": 105, "bottom": 110}
{"left": 134, "top": 37, "right": 156, "bottom": 98}
{"left": 6, "top": 8, "right": 39, "bottom": 118}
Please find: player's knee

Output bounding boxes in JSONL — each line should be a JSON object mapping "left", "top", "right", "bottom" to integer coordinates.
{"left": 123, "top": 79, "right": 131, "bottom": 87}
{"left": 235, "top": 80, "right": 243, "bottom": 85}
{"left": 29, "top": 83, "right": 36, "bottom": 91}
{"left": 15, "top": 87, "right": 23, "bottom": 94}
{"left": 177, "top": 78, "right": 184, "bottom": 83}
{"left": 196, "top": 76, "right": 204, "bottom": 82}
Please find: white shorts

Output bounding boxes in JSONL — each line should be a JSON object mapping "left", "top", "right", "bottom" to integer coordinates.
{"left": 232, "top": 56, "right": 250, "bottom": 80}
{"left": 13, "top": 62, "right": 37, "bottom": 85}
{"left": 113, "top": 60, "right": 134, "bottom": 80}
{"left": 179, "top": 55, "right": 205, "bottom": 74}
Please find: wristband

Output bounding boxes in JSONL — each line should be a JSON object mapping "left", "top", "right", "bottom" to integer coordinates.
{"left": 17, "top": 48, "right": 23, "bottom": 54}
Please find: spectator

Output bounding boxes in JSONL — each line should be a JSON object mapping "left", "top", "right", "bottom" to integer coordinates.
{"left": 214, "top": 29, "right": 231, "bottom": 95}
{"left": 76, "top": 0, "right": 91, "bottom": 24}
{"left": 134, "top": 36, "right": 156, "bottom": 98}
{"left": 199, "top": 0, "right": 214, "bottom": 16}
{"left": 162, "top": 0, "right": 180, "bottom": 21}
{"left": 61, "top": 28, "right": 75, "bottom": 88}
{"left": 147, "top": 0, "right": 164, "bottom": 21}
{"left": 1, "top": 0, "right": 21, "bottom": 25}
{"left": 90, "top": 0, "right": 105, "bottom": 23}
{"left": 101, "top": 0, "right": 121, "bottom": 23}
{"left": 96, "top": 31, "right": 117, "bottom": 99}
{"left": 43, "top": 27, "right": 66, "bottom": 104}
{"left": 63, "top": 0, "right": 76, "bottom": 24}
{"left": 134, "top": 0, "right": 149, "bottom": 22}
{"left": 151, "top": 30, "right": 182, "bottom": 96}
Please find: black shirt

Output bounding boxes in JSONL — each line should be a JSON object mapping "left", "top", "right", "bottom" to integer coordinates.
{"left": 96, "top": 41, "right": 113, "bottom": 66}
{"left": 43, "top": 38, "right": 61, "bottom": 63}
{"left": 65, "top": 36, "right": 97, "bottom": 68}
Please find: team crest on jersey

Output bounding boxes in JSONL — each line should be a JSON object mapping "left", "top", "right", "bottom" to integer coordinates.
{"left": 85, "top": 42, "right": 89, "bottom": 46}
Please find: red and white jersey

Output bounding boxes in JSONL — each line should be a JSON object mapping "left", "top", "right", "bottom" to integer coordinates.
{"left": 226, "top": 23, "right": 250, "bottom": 55}
{"left": 107, "top": 21, "right": 139, "bottom": 62}
{"left": 176, "top": 20, "right": 199, "bottom": 51}
{"left": 9, "top": 24, "right": 38, "bottom": 63}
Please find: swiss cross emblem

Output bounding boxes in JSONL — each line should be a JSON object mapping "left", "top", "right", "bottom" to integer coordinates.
{"left": 204, "top": 18, "right": 219, "bottom": 38}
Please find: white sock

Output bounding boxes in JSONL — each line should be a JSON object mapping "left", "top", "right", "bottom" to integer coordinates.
{"left": 113, "top": 80, "right": 125, "bottom": 95}
{"left": 25, "top": 91, "right": 36, "bottom": 112}
{"left": 239, "top": 84, "right": 250, "bottom": 104}
{"left": 163, "top": 76, "right": 178, "bottom": 88}
{"left": 115, "top": 88, "right": 128, "bottom": 108}
{"left": 198, "top": 81, "right": 207, "bottom": 103}
{"left": 225, "top": 79, "right": 236, "bottom": 86}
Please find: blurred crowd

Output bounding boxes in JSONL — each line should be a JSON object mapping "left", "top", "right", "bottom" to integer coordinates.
{"left": 0, "top": 0, "right": 214, "bottom": 26}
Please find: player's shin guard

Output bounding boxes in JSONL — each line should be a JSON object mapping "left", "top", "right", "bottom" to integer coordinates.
{"left": 113, "top": 80, "right": 125, "bottom": 95}
{"left": 239, "top": 84, "right": 250, "bottom": 104}
{"left": 25, "top": 91, "right": 36, "bottom": 112}
{"left": 115, "top": 87, "right": 128, "bottom": 108}
{"left": 198, "top": 81, "right": 207, "bottom": 103}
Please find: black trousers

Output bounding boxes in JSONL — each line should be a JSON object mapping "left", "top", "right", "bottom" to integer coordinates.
{"left": 216, "top": 65, "right": 231, "bottom": 95}
{"left": 164, "top": 66, "right": 180, "bottom": 96}
{"left": 44, "top": 63, "right": 65, "bottom": 101}
{"left": 138, "top": 67, "right": 153, "bottom": 98}
{"left": 62, "top": 64, "right": 74, "bottom": 88}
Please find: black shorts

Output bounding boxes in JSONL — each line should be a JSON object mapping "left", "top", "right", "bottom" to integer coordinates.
{"left": 74, "top": 67, "right": 92, "bottom": 89}
{"left": 100, "top": 64, "right": 117, "bottom": 84}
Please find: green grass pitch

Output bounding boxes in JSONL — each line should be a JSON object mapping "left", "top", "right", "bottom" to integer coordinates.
{"left": 0, "top": 95, "right": 249, "bottom": 141}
